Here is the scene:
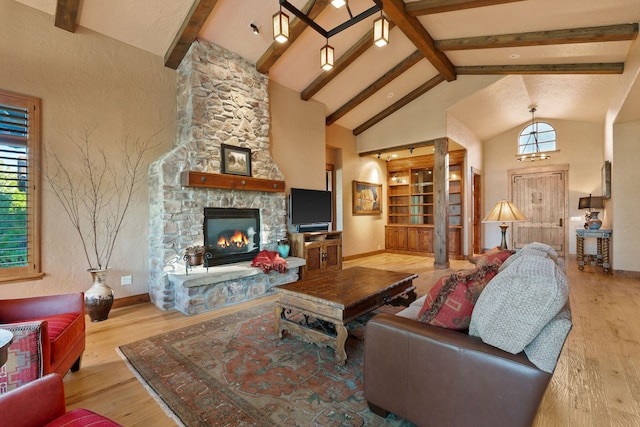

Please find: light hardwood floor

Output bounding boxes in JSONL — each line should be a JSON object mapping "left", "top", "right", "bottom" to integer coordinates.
{"left": 61, "top": 254, "right": 640, "bottom": 426}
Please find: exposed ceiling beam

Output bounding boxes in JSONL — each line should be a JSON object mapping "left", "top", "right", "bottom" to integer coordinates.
{"left": 353, "top": 74, "right": 446, "bottom": 135}
{"left": 406, "top": 0, "right": 525, "bottom": 16}
{"left": 164, "top": 0, "right": 220, "bottom": 70}
{"left": 326, "top": 51, "right": 423, "bottom": 125}
{"left": 456, "top": 63, "right": 625, "bottom": 75}
{"left": 256, "top": 0, "right": 331, "bottom": 74}
{"left": 358, "top": 137, "right": 447, "bottom": 157}
{"left": 436, "top": 24, "right": 639, "bottom": 51}
{"left": 381, "top": 0, "right": 456, "bottom": 81}
{"left": 55, "top": 0, "right": 81, "bottom": 33}
{"left": 301, "top": 22, "right": 396, "bottom": 101}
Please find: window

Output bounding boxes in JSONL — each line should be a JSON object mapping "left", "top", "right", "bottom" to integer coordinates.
{"left": 518, "top": 121, "right": 557, "bottom": 155}
{"left": 0, "top": 90, "right": 42, "bottom": 282}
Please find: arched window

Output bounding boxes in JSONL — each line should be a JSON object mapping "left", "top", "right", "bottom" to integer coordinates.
{"left": 518, "top": 121, "right": 556, "bottom": 155}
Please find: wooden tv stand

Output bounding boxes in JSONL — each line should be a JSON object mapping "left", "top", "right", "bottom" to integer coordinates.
{"left": 288, "top": 231, "right": 342, "bottom": 279}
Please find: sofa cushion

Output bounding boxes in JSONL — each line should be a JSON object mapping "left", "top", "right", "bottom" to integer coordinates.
{"left": 0, "top": 321, "right": 44, "bottom": 393}
{"left": 469, "top": 252, "right": 569, "bottom": 354}
{"left": 418, "top": 265, "right": 499, "bottom": 330}
{"left": 44, "top": 408, "right": 123, "bottom": 427}
{"left": 524, "top": 303, "right": 572, "bottom": 373}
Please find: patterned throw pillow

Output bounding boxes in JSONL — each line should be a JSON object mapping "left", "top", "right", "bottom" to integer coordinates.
{"left": 0, "top": 321, "right": 44, "bottom": 394}
{"left": 418, "top": 264, "right": 500, "bottom": 330}
{"left": 474, "top": 248, "right": 515, "bottom": 268}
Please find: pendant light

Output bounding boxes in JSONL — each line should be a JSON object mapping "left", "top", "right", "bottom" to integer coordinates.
{"left": 517, "top": 107, "right": 551, "bottom": 162}
{"left": 272, "top": 7, "right": 289, "bottom": 44}
{"left": 373, "top": 13, "right": 389, "bottom": 47}
{"left": 320, "top": 41, "right": 335, "bottom": 71}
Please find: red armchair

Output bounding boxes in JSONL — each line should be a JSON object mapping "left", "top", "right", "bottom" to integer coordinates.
{"left": 0, "top": 373, "right": 122, "bottom": 427}
{"left": 0, "top": 293, "right": 85, "bottom": 392}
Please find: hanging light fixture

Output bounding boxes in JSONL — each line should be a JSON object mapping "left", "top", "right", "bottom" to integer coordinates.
{"left": 273, "top": 0, "right": 385, "bottom": 70}
{"left": 272, "top": 7, "right": 289, "bottom": 44}
{"left": 373, "top": 12, "right": 389, "bottom": 47}
{"left": 517, "top": 107, "right": 550, "bottom": 162}
{"left": 320, "top": 41, "right": 335, "bottom": 71}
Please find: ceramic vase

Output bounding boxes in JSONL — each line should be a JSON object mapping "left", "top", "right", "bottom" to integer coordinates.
{"left": 85, "top": 269, "right": 114, "bottom": 322}
{"left": 587, "top": 211, "right": 603, "bottom": 229}
{"left": 277, "top": 242, "right": 290, "bottom": 258}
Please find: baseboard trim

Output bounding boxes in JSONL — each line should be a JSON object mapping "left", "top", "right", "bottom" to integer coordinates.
{"left": 342, "top": 249, "right": 386, "bottom": 261}
{"left": 612, "top": 269, "right": 640, "bottom": 278}
{"left": 112, "top": 293, "right": 150, "bottom": 309}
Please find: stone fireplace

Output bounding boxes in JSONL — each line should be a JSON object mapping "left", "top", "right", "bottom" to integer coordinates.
{"left": 148, "top": 40, "right": 301, "bottom": 315}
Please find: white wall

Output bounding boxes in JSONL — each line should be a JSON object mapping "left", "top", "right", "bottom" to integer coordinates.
{"left": 611, "top": 120, "right": 640, "bottom": 271}
{"left": 483, "top": 119, "right": 604, "bottom": 253}
{"left": 0, "top": 1, "right": 176, "bottom": 299}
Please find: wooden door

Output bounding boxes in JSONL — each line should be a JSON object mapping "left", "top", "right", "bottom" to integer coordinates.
{"left": 509, "top": 166, "right": 568, "bottom": 255}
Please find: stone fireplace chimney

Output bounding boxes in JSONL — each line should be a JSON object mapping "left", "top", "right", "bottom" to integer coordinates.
{"left": 148, "top": 40, "right": 289, "bottom": 313}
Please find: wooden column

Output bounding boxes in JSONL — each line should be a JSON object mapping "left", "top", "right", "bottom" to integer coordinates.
{"left": 433, "top": 138, "right": 450, "bottom": 268}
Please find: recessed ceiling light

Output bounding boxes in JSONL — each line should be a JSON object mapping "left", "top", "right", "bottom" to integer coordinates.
{"left": 386, "top": 92, "right": 394, "bottom": 98}
{"left": 391, "top": 154, "right": 397, "bottom": 158}
{"left": 509, "top": 53, "right": 520, "bottom": 59}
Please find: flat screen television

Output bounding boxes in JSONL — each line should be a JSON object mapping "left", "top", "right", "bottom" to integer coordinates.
{"left": 289, "top": 188, "right": 332, "bottom": 225}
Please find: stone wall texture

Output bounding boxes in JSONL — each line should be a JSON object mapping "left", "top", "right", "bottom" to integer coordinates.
{"left": 148, "top": 40, "right": 289, "bottom": 312}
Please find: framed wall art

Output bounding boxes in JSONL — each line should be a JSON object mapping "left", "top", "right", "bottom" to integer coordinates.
{"left": 602, "top": 160, "right": 611, "bottom": 199}
{"left": 352, "top": 180, "right": 382, "bottom": 215}
{"left": 221, "top": 144, "right": 251, "bottom": 177}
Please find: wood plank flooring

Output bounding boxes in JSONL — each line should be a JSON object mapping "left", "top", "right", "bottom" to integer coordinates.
{"left": 60, "top": 254, "right": 640, "bottom": 426}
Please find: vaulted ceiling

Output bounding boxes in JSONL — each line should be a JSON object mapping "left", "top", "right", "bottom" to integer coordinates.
{"left": 17, "top": 0, "right": 640, "bottom": 150}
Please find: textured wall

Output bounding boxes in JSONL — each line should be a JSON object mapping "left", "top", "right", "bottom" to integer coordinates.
{"left": 0, "top": 0, "right": 176, "bottom": 299}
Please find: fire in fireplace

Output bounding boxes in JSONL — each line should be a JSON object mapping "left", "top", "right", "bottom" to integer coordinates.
{"left": 204, "top": 208, "right": 260, "bottom": 266}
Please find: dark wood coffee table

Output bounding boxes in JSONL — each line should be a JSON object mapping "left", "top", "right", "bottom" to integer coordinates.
{"left": 274, "top": 266, "right": 417, "bottom": 365}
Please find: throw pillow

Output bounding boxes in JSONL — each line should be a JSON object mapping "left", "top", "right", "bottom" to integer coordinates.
{"left": 418, "top": 264, "right": 499, "bottom": 330}
{"left": 474, "top": 248, "right": 514, "bottom": 268}
{"left": 0, "top": 321, "right": 44, "bottom": 394}
{"left": 524, "top": 303, "right": 572, "bottom": 373}
{"left": 469, "top": 253, "right": 569, "bottom": 354}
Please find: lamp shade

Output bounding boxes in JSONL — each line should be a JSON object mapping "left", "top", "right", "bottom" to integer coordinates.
{"left": 483, "top": 200, "right": 527, "bottom": 223}
{"left": 578, "top": 194, "right": 604, "bottom": 210}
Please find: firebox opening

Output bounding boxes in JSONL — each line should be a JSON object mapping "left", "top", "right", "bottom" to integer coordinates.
{"left": 204, "top": 208, "right": 260, "bottom": 266}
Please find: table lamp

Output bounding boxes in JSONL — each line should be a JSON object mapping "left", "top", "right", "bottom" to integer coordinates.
{"left": 482, "top": 200, "right": 527, "bottom": 250}
{"left": 578, "top": 193, "right": 604, "bottom": 229}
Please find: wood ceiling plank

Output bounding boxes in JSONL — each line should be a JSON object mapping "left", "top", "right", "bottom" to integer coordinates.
{"left": 55, "top": 0, "right": 81, "bottom": 33}
{"left": 381, "top": 0, "right": 456, "bottom": 81}
{"left": 164, "top": 0, "right": 220, "bottom": 70}
{"left": 256, "top": 0, "right": 331, "bottom": 74}
{"left": 436, "top": 24, "right": 639, "bottom": 51}
{"left": 353, "top": 74, "right": 446, "bottom": 135}
{"left": 326, "top": 50, "right": 423, "bottom": 125}
{"left": 456, "top": 63, "right": 625, "bottom": 75}
{"left": 301, "top": 22, "right": 396, "bottom": 101}
{"left": 406, "top": 0, "right": 524, "bottom": 16}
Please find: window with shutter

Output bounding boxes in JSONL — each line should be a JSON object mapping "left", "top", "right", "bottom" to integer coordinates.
{"left": 0, "top": 90, "right": 42, "bottom": 282}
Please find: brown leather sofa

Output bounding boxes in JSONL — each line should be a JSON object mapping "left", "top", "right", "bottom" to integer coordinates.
{"left": 364, "top": 313, "right": 552, "bottom": 427}
{"left": 0, "top": 293, "right": 85, "bottom": 391}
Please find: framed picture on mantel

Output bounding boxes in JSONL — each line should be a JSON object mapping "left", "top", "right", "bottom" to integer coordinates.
{"left": 221, "top": 144, "right": 251, "bottom": 177}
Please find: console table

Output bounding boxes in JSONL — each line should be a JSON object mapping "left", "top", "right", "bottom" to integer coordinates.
{"left": 576, "top": 229, "right": 612, "bottom": 273}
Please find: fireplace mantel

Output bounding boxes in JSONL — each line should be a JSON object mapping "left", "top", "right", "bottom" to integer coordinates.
{"left": 181, "top": 171, "right": 285, "bottom": 193}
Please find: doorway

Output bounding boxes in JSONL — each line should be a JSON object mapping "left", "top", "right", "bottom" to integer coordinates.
{"left": 509, "top": 164, "right": 569, "bottom": 256}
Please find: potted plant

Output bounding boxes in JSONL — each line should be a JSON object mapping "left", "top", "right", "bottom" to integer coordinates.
{"left": 184, "top": 245, "right": 205, "bottom": 266}
{"left": 44, "top": 129, "right": 155, "bottom": 322}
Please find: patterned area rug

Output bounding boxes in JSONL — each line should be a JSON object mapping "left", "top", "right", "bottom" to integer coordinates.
{"left": 118, "top": 302, "right": 414, "bottom": 427}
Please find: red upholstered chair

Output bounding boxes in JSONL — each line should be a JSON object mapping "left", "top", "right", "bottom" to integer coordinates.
{"left": 0, "top": 293, "right": 85, "bottom": 392}
{"left": 0, "top": 373, "right": 122, "bottom": 427}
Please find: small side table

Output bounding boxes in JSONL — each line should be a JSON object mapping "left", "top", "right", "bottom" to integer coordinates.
{"left": 576, "top": 229, "right": 612, "bottom": 273}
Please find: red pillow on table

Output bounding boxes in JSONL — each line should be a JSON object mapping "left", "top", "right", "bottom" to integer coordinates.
{"left": 418, "top": 264, "right": 500, "bottom": 330}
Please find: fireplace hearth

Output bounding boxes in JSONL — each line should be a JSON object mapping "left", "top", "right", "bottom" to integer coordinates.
{"left": 204, "top": 208, "right": 260, "bottom": 266}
